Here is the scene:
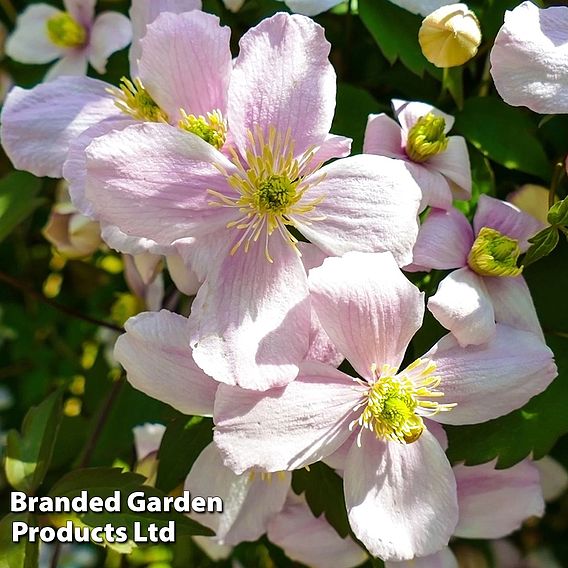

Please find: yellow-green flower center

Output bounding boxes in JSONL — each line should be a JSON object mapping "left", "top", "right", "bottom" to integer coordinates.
{"left": 46, "top": 12, "right": 86, "bottom": 49}
{"left": 179, "top": 109, "right": 227, "bottom": 150}
{"left": 108, "top": 77, "right": 169, "bottom": 123}
{"left": 406, "top": 113, "right": 449, "bottom": 163}
{"left": 352, "top": 359, "right": 455, "bottom": 444}
{"left": 467, "top": 227, "right": 522, "bottom": 277}
{"left": 208, "top": 126, "right": 326, "bottom": 262}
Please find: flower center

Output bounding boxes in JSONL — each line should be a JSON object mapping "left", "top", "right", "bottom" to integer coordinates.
{"left": 406, "top": 113, "right": 448, "bottom": 162}
{"left": 107, "top": 77, "right": 169, "bottom": 123}
{"left": 467, "top": 227, "right": 522, "bottom": 277}
{"left": 352, "top": 359, "right": 455, "bottom": 444}
{"left": 179, "top": 109, "right": 227, "bottom": 150}
{"left": 46, "top": 12, "right": 86, "bottom": 49}
{"left": 208, "top": 126, "right": 326, "bottom": 262}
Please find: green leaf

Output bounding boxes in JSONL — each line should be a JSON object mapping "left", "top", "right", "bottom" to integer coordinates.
{"left": 49, "top": 467, "right": 214, "bottom": 537}
{"left": 522, "top": 227, "right": 560, "bottom": 267}
{"left": 291, "top": 462, "right": 350, "bottom": 538}
{"left": 0, "top": 172, "right": 43, "bottom": 243}
{"left": 359, "top": 0, "right": 440, "bottom": 78}
{"left": 548, "top": 196, "right": 568, "bottom": 226}
{"left": 5, "top": 389, "right": 63, "bottom": 493}
{"left": 0, "top": 514, "right": 38, "bottom": 568}
{"left": 455, "top": 97, "right": 551, "bottom": 180}
{"left": 446, "top": 334, "right": 568, "bottom": 468}
{"left": 156, "top": 416, "right": 213, "bottom": 493}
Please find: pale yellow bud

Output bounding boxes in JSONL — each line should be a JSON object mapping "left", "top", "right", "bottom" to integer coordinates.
{"left": 508, "top": 184, "right": 551, "bottom": 226}
{"left": 419, "top": 3, "right": 481, "bottom": 68}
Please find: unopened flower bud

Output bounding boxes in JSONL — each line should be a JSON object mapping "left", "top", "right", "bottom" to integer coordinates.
{"left": 419, "top": 3, "right": 481, "bottom": 68}
{"left": 508, "top": 184, "right": 551, "bottom": 226}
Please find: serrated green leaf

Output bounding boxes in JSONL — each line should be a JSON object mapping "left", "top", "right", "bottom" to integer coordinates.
{"left": 5, "top": 390, "right": 63, "bottom": 493}
{"left": 548, "top": 197, "right": 568, "bottom": 226}
{"left": 0, "top": 172, "right": 43, "bottom": 243}
{"left": 291, "top": 462, "right": 350, "bottom": 538}
{"left": 522, "top": 226, "right": 560, "bottom": 267}
{"left": 0, "top": 514, "right": 38, "bottom": 568}
{"left": 446, "top": 334, "right": 568, "bottom": 468}
{"left": 156, "top": 416, "right": 213, "bottom": 493}
{"left": 455, "top": 97, "right": 551, "bottom": 180}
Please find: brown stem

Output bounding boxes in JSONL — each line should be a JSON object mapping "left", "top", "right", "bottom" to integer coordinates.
{"left": 0, "top": 0, "right": 17, "bottom": 22}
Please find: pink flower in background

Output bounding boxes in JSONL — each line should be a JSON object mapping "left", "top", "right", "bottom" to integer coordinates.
{"left": 82, "top": 13, "right": 422, "bottom": 391}
{"left": 213, "top": 252, "right": 556, "bottom": 560}
{"left": 412, "top": 194, "right": 544, "bottom": 346}
{"left": 364, "top": 99, "right": 471, "bottom": 210}
{"left": 490, "top": 2, "right": 568, "bottom": 114}
{"left": 5, "top": 0, "right": 131, "bottom": 80}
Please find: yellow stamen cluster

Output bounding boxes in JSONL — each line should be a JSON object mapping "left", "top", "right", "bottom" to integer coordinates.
{"left": 208, "top": 126, "right": 326, "bottom": 262}
{"left": 351, "top": 359, "right": 455, "bottom": 445}
{"left": 406, "top": 113, "right": 449, "bottom": 163}
{"left": 467, "top": 227, "right": 522, "bottom": 277}
{"left": 46, "top": 12, "right": 86, "bottom": 49}
{"left": 179, "top": 109, "right": 227, "bottom": 150}
{"left": 107, "top": 77, "right": 169, "bottom": 123}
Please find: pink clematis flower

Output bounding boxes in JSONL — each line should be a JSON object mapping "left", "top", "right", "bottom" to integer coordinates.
{"left": 5, "top": 0, "right": 131, "bottom": 80}
{"left": 82, "top": 13, "right": 422, "bottom": 391}
{"left": 412, "top": 194, "right": 544, "bottom": 346}
{"left": 363, "top": 99, "right": 471, "bottom": 210}
{"left": 213, "top": 251, "right": 556, "bottom": 560}
{"left": 490, "top": 2, "right": 568, "bottom": 114}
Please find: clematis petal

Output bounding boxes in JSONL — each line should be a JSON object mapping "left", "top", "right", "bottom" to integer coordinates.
{"left": 388, "top": 0, "right": 457, "bottom": 17}
{"left": 426, "top": 324, "right": 557, "bottom": 425}
{"left": 363, "top": 114, "right": 405, "bottom": 159}
{"left": 185, "top": 443, "right": 290, "bottom": 545}
{"left": 427, "top": 136, "right": 471, "bottom": 200}
{"left": 45, "top": 52, "right": 89, "bottom": 81}
{"left": 88, "top": 12, "right": 132, "bottom": 74}
{"left": 473, "top": 194, "right": 544, "bottom": 251}
{"left": 5, "top": 4, "right": 64, "bottom": 64}
{"left": 536, "top": 457, "right": 568, "bottom": 502}
{"left": 213, "top": 363, "right": 365, "bottom": 474}
{"left": 385, "top": 548, "right": 458, "bottom": 568}
{"left": 139, "top": 11, "right": 231, "bottom": 119}
{"left": 344, "top": 428, "right": 458, "bottom": 561}
{"left": 189, "top": 238, "right": 310, "bottom": 390}
{"left": 405, "top": 162, "right": 454, "bottom": 211}
{"left": 229, "top": 13, "right": 336, "bottom": 156}
{"left": 114, "top": 310, "right": 217, "bottom": 416}
{"left": 484, "top": 275, "right": 544, "bottom": 340}
{"left": 129, "top": 0, "right": 202, "bottom": 75}
{"left": 454, "top": 460, "right": 544, "bottom": 539}
{"left": 100, "top": 225, "right": 172, "bottom": 256}
{"left": 307, "top": 134, "right": 352, "bottom": 171}
{"left": 267, "top": 494, "right": 368, "bottom": 568}
{"left": 428, "top": 267, "right": 496, "bottom": 347}
{"left": 0, "top": 77, "right": 119, "bottom": 178}
{"left": 309, "top": 251, "right": 424, "bottom": 378}
{"left": 133, "top": 423, "right": 166, "bottom": 460}
{"left": 393, "top": 99, "right": 455, "bottom": 135}
{"left": 412, "top": 208, "right": 474, "bottom": 270}
{"left": 490, "top": 2, "right": 568, "bottom": 114}
{"left": 166, "top": 253, "right": 201, "bottom": 296}
{"left": 63, "top": 0, "right": 95, "bottom": 26}
{"left": 84, "top": 123, "right": 237, "bottom": 245}
{"left": 297, "top": 155, "right": 422, "bottom": 266}
{"left": 280, "top": 0, "right": 343, "bottom": 16}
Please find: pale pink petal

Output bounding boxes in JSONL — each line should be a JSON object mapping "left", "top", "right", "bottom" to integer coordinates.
{"left": 536, "top": 457, "right": 568, "bottom": 502}
{"left": 193, "top": 537, "right": 232, "bottom": 561}
{"left": 344, "top": 428, "right": 458, "bottom": 561}
{"left": 309, "top": 252, "right": 424, "bottom": 378}
{"left": 428, "top": 267, "right": 496, "bottom": 347}
{"left": 385, "top": 548, "right": 458, "bottom": 568}
{"left": 84, "top": 123, "right": 237, "bottom": 245}
{"left": 139, "top": 12, "right": 231, "bottom": 119}
{"left": 114, "top": 310, "right": 217, "bottom": 416}
{"left": 297, "top": 155, "right": 422, "bottom": 266}
{"left": 388, "top": 0, "right": 457, "bottom": 17}
{"left": 306, "top": 134, "right": 352, "bottom": 171}
{"left": 363, "top": 114, "right": 405, "bottom": 159}
{"left": 100, "top": 224, "right": 172, "bottom": 256}
{"left": 393, "top": 99, "right": 455, "bottom": 136}
{"left": 123, "top": 252, "right": 161, "bottom": 297}
{"left": 185, "top": 443, "right": 290, "bottom": 545}
{"left": 490, "top": 2, "right": 568, "bottom": 114}
{"left": 166, "top": 253, "right": 201, "bottom": 296}
{"left": 213, "top": 364, "right": 365, "bottom": 474}
{"left": 484, "top": 276, "right": 544, "bottom": 341}
{"left": 473, "top": 194, "right": 544, "bottom": 251}
{"left": 133, "top": 423, "right": 166, "bottom": 460}
{"left": 425, "top": 419, "right": 448, "bottom": 451}
{"left": 88, "top": 12, "right": 132, "bottom": 74}
{"left": 454, "top": 460, "right": 544, "bottom": 539}
{"left": 63, "top": 0, "right": 95, "bottom": 26}
{"left": 0, "top": 76, "right": 119, "bottom": 178}
{"left": 129, "top": 0, "right": 202, "bottom": 75}
{"left": 282, "top": 0, "right": 343, "bottom": 16}
{"left": 175, "top": 233, "right": 231, "bottom": 284}
{"left": 45, "top": 51, "right": 89, "bottom": 80}
{"left": 267, "top": 495, "right": 368, "bottom": 568}
{"left": 427, "top": 136, "right": 471, "bottom": 200}
{"left": 228, "top": 13, "right": 336, "bottom": 156}
{"left": 412, "top": 208, "right": 474, "bottom": 270}
{"left": 5, "top": 4, "right": 64, "bottom": 64}
{"left": 189, "top": 238, "right": 310, "bottom": 390}
{"left": 426, "top": 324, "right": 557, "bottom": 425}
{"left": 405, "top": 161, "right": 454, "bottom": 211}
